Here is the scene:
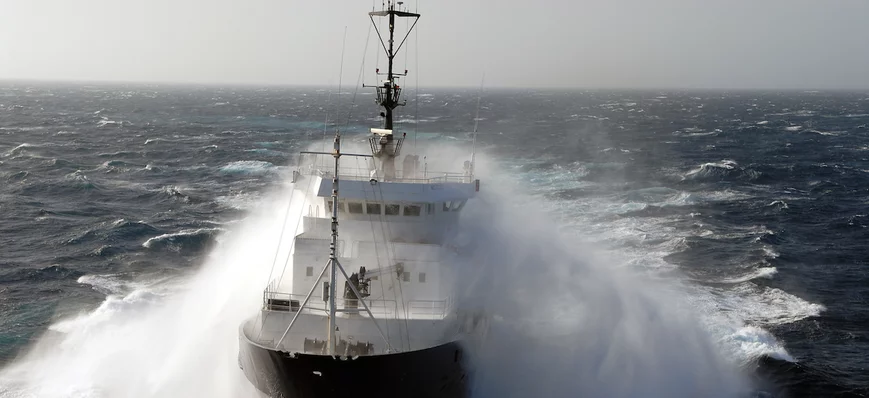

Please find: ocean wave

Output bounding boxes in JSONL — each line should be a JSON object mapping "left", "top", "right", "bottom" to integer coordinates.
{"left": 97, "top": 151, "right": 140, "bottom": 158}
{"left": 150, "top": 185, "right": 200, "bottom": 204}
{"left": 63, "top": 170, "right": 99, "bottom": 190}
{"left": 49, "top": 288, "right": 164, "bottom": 334}
{"left": 144, "top": 138, "right": 174, "bottom": 145}
{"left": 142, "top": 228, "right": 224, "bottom": 252}
{"left": 215, "top": 192, "right": 261, "bottom": 210}
{"left": 219, "top": 160, "right": 276, "bottom": 175}
{"left": 140, "top": 163, "right": 161, "bottom": 173}
{"left": 683, "top": 160, "right": 765, "bottom": 182}
{"left": 6, "top": 171, "right": 29, "bottom": 182}
{"left": 97, "top": 117, "right": 123, "bottom": 128}
{"left": 723, "top": 326, "right": 794, "bottom": 363}
{"left": 721, "top": 267, "right": 778, "bottom": 284}
{"left": 78, "top": 274, "right": 132, "bottom": 295}
{"left": 245, "top": 148, "right": 287, "bottom": 157}
{"left": 766, "top": 200, "right": 789, "bottom": 210}
{"left": 725, "top": 283, "right": 825, "bottom": 326}
{"left": 66, "top": 218, "right": 158, "bottom": 246}
{"left": 4, "top": 143, "right": 37, "bottom": 158}
{"left": 0, "top": 265, "right": 84, "bottom": 284}
{"left": 97, "top": 160, "right": 138, "bottom": 173}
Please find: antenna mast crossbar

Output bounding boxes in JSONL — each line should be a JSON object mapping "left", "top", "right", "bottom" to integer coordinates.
{"left": 366, "top": 1, "right": 421, "bottom": 180}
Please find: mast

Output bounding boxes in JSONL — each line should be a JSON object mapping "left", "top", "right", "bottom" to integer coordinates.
{"left": 327, "top": 133, "right": 341, "bottom": 354}
{"left": 367, "top": 1, "right": 420, "bottom": 180}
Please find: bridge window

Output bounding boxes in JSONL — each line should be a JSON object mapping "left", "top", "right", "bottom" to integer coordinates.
{"left": 402, "top": 272, "right": 410, "bottom": 282}
{"left": 443, "top": 201, "right": 452, "bottom": 211}
{"left": 348, "top": 202, "right": 364, "bottom": 214}
{"left": 385, "top": 204, "right": 400, "bottom": 215}
{"left": 366, "top": 203, "right": 382, "bottom": 215}
{"left": 426, "top": 203, "right": 434, "bottom": 214}
{"left": 404, "top": 205, "right": 421, "bottom": 217}
{"left": 418, "top": 272, "right": 427, "bottom": 283}
{"left": 306, "top": 266, "right": 313, "bottom": 277}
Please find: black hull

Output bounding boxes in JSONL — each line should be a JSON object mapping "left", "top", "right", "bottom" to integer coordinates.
{"left": 239, "top": 327, "right": 470, "bottom": 398}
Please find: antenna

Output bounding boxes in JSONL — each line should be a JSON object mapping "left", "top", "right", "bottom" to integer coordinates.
{"left": 470, "top": 73, "right": 485, "bottom": 178}
{"left": 326, "top": 27, "right": 350, "bottom": 355}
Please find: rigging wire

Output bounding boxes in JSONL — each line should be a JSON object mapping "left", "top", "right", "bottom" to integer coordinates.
{"left": 413, "top": 0, "right": 420, "bottom": 149}
{"left": 357, "top": 161, "right": 392, "bottom": 345}
{"left": 335, "top": 27, "right": 348, "bottom": 136}
{"left": 343, "top": 15, "right": 374, "bottom": 130}
{"left": 471, "top": 73, "right": 485, "bottom": 177}
{"left": 272, "top": 25, "right": 351, "bottom": 314}
{"left": 258, "top": 164, "right": 318, "bottom": 341}
{"left": 374, "top": 182, "right": 412, "bottom": 350}
{"left": 322, "top": 91, "right": 332, "bottom": 152}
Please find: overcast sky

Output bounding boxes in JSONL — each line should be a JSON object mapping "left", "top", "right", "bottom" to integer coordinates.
{"left": 1, "top": 0, "right": 867, "bottom": 89}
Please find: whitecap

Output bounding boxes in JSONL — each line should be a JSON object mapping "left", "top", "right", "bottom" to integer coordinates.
{"left": 724, "top": 283, "right": 825, "bottom": 326}
{"left": 219, "top": 160, "right": 275, "bottom": 175}
{"left": 78, "top": 274, "right": 134, "bottom": 296}
{"left": 722, "top": 326, "right": 794, "bottom": 363}
{"left": 767, "top": 200, "right": 789, "bottom": 209}
{"left": 142, "top": 228, "right": 224, "bottom": 249}
{"left": 721, "top": 267, "right": 778, "bottom": 284}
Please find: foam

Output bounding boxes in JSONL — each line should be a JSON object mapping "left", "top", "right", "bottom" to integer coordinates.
{"left": 506, "top": 155, "right": 820, "bottom": 371}
{"left": 0, "top": 183, "right": 305, "bottom": 398}
{"left": 218, "top": 160, "right": 275, "bottom": 175}
{"left": 78, "top": 274, "right": 133, "bottom": 295}
{"left": 721, "top": 283, "right": 825, "bottom": 326}
{"left": 141, "top": 228, "right": 224, "bottom": 249}
{"left": 457, "top": 174, "right": 750, "bottom": 397}
{"left": 721, "top": 267, "right": 778, "bottom": 284}
{"left": 721, "top": 326, "right": 794, "bottom": 363}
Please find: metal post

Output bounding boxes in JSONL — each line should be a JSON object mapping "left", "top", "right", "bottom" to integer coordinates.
{"left": 327, "top": 134, "right": 341, "bottom": 355}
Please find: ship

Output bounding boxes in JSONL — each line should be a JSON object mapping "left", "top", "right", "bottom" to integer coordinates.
{"left": 237, "top": 2, "right": 487, "bottom": 397}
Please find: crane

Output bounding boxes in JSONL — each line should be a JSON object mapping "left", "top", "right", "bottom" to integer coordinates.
{"left": 343, "top": 262, "right": 405, "bottom": 308}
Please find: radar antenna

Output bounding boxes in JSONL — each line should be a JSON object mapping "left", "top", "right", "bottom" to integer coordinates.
{"left": 365, "top": 0, "right": 420, "bottom": 180}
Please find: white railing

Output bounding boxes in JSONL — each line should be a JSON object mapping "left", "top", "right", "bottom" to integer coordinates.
{"left": 406, "top": 299, "right": 450, "bottom": 318}
{"left": 263, "top": 291, "right": 397, "bottom": 317}
{"left": 262, "top": 289, "right": 451, "bottom": 319}
{"left": 297, "top": 157, "right": 473, "bottom": 184}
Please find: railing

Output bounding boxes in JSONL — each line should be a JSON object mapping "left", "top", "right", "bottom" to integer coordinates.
{"left": 263, "top": 291, "right": 398, "bottom": 317}
{"left": 296, "top": 154, "right": 474, "bottom": 184}
{"left": 262, "top": 289, "right": 451, "bottom": 319}
{"left": 406, "top": 299, "right": 450, "bottom": 318}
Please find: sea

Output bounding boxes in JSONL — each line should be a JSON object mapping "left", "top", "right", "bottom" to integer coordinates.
{"left": 0, "top": 82, "right": 867, "bottom": 397}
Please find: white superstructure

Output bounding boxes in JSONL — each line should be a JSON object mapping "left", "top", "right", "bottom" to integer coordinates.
{"left": 249, "top": 138, "right": 480, "bottom": 356}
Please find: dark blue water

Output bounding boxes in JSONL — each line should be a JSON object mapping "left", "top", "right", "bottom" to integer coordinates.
{"left": 0, "top": 83, "right": 867, "bottom": 397}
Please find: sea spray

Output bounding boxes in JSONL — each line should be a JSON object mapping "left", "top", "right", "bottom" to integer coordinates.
{"left": 1, "top": 143, "right": 752, "bottom": 398}
{"left": 455, "top": 159, "right": 751, "bottom": 398}
{"left": 0, "top": 182, "right": 306, "bottom": 398}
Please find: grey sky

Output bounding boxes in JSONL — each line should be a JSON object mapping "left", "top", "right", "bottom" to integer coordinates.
{"left": 1, "top": 0, "right": 867, "bottom": 89}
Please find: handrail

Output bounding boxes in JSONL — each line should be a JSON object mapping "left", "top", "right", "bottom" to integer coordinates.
{"left": 406, "top": 299, "right": 450, "bottom": 318}
{"left": 263, "top": 290, "right": 450, "bottom": 318}
{"left": 264, "top": 291, "right": 398, "bottom": 316}
{"left": 297, "top": 154, "right": 474, "bottom": 184}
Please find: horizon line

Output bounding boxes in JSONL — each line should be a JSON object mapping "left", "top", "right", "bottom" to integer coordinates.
{"left": 1, "top": 77, "right": 868, "bottom": 93}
